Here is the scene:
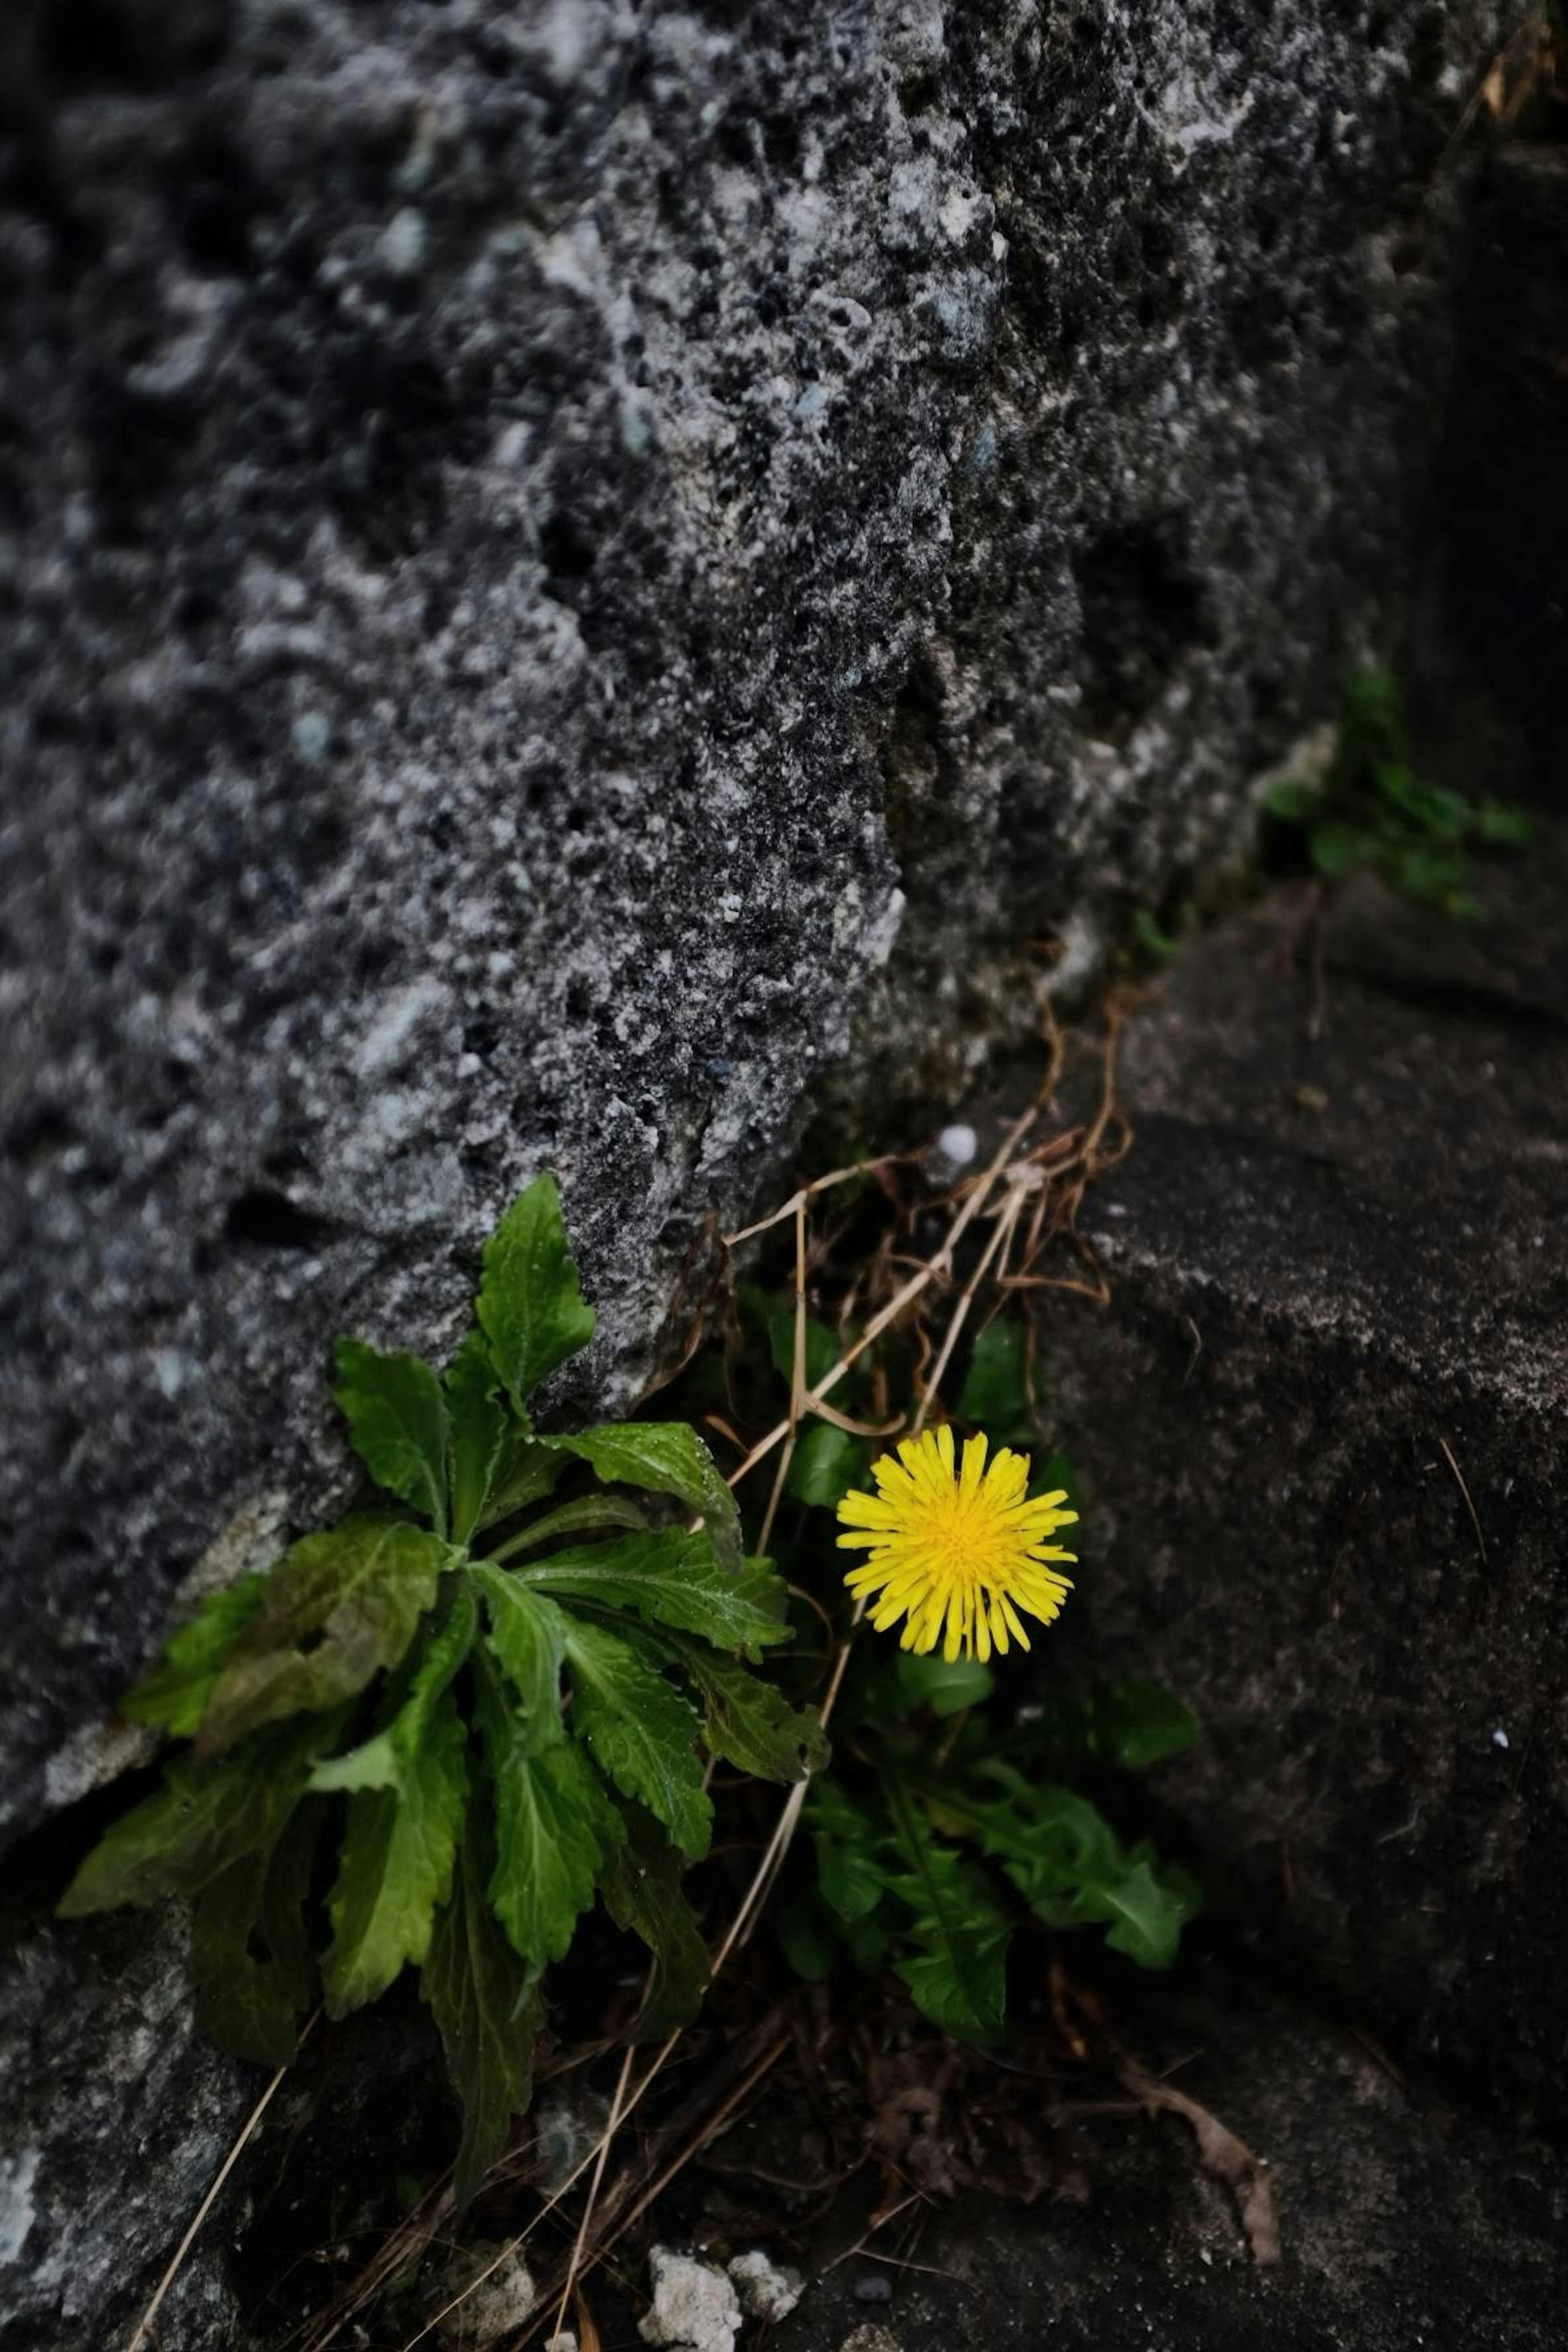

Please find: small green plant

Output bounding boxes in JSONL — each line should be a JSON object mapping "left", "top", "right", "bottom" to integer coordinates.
{"left": 706, "top": 1287, "right": 1202, "bottom": 2039}
{"left": 1264, "top": 664, "right": 1530, "bottom": 916}
{"left": 60, "top": 1177, "right": 824, "bottom": 2197}
{"left": 779, "top": 1655, "right": 1201, "bottom": 2042}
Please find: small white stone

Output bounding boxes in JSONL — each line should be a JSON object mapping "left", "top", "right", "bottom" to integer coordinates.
{"left": 639, "top": 2248, "right": 742, "bottom": 2352}
{"left": 935, "top": 1122, "right": 977, "bottom": 1166}
{"left": 379, "top": 206, "right": 427, "bottom": 278}
{"left": 436, "top": 2247, "right": 535, "bottom": 2346}
{"left": 1492, "top": 1728, "right": 1510, "bottom": 1750}
{"left": 292, "top": 709, "right": 331, "bottom": 763}
{"left": 728, "top": 2248, "right": 804, "bottom": 2322}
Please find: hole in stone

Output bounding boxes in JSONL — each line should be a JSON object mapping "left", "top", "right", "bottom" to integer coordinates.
{"left": 540, "top": 509, "right": 597, "bottom": 587}
{"left": 223, "top": 1187, "right": 331, "bottom": 1251}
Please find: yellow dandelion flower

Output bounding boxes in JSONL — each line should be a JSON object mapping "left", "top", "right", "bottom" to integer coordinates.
{"left": 835, "top": 1425, "right": 1076, "bottom": 1664}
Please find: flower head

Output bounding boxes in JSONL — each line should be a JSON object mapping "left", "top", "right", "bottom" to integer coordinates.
{"left": 836, "top": 1425, "right": 1076, "bottom": 1664}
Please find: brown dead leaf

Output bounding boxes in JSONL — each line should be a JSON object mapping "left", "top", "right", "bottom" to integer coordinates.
{"left": 1119, "top": 2061, "right": 1282, "bottom": 2266}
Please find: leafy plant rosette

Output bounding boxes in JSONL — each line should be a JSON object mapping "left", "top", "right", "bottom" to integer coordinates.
{"left": 1263, "top": 663, "right": 1531, "bottom": 915}
{"left": 60, "top": 1176, "right": 825, "bottom": 2198}
{"left": 780, "top": 1653, "right": 1203, "bottom": 2045}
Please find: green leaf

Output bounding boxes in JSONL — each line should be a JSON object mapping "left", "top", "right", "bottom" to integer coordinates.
{"left": 810, "top": 1782, "right": 888, "bottom": 1927}
{"left": 479, "top": 1432, "right": 569, "bottom": 1530}
{"left": 1130, "top": 906, "right": 1177, "bottom": 962}
{"left": 962, "top": 1766, "right": 1200, "bottom": 1970}
{"left": 544, "top": 1423, "right": 741, "bottom": 1570}
{"left": 445, "top": 1330, "right": 510, "bottom": 1544}
{"left": 674, "top": 1644, "right": 828, "bottom": 1783}
{"left": 198, "top": 1517, "right": 447, "bottom": 1755}
{"left": 1475, "top": 797, "right": 1532, "bottom": 849}
{"left": 322, "top": 1678, "right": 470, "bottom": 2014}
{"left": 190, "top": 1799, "right": 322, "bottom": 2065}
{"left": 334, "top": 1339, "right": 451, "bottom": 1535}
{"left": 894, "top": 1652, "right": 995, "bottom": 1719}
{"left": 309, "top": 1582, "right": 477, "bottom": 1794}
{"left": 471, "top": 1567, "right": 568, "bottom": 1752}
{"left": 1029, "top": 1446, "right": 1080, "bottom": 1509}
{"left": 786, "top": 1423, "right": 869, "bottom": 1510}
{"left": 476, "top": 1174, "right": 597, "bottom": 1414}
{"left": 423, "top": 1802, "right": 545, "bottom": 2205}
{"left": 958, "top": 1317, "right": 1035, "bottom": 1446}
{"left": 599, "top": 1805, "right": 710, "bottom": 2041}
{"left": 1263, "top": 777, "right": 1319, "bottom": 825}
{"left": 121, "top": 1575, "right": 268, "bottom": 1737}
{"left": 883, "top": 1776, "right": 1010, "bottom": 2042}
{"left": 58, "top": 1713, "right": 337, "bottom": 1915}
{"left": 1309, "top": 819, "right": 1368, "bottom": 880}
{"left": 808, "top": 1776, "right": 1008, "bottom": 2040}
{"left": 479, "top": 1659, "right": 624, "bottom": 1965}
{"left": 1089, "top": 1678, "right": 1200, "bottom": 1769}
{"left": 561, "top": 1619, "right": 712, "bottom": 1859}
{"left": 766, "top": 1307, "right": 841, "bottom": 1393}
{"left": 519, "top": 1532, "right": 787, "bottom": 1661}
{"left": 489, "top": 1492, "right": 650, "bottom": 1560}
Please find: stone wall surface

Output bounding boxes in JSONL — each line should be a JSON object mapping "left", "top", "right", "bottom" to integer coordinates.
{"left": 0, "top": 1, "right": 1519, "bottom": 2345}
{"left": 1042, "top": 832, "right": 1568, "bottom": 2128}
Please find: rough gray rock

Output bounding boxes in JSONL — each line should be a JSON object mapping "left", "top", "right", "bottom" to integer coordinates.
{"left": 0, "top": 1906, "right": 250, "bottom": 2352}
{"left": 762, "top": 1976, "right": 1567, "bottom": 2352}
{"left": 0, "top": 4, "right": 1522, "bottom": 2347}
{"left": 0, "top": 0, "right": 1506, "bottom": 1851}
{"left": 1040, "top": 830, "right": 1568, "bottom": 2127}
{"left": 1414, "top": 139, "right": 1568, "bottom": 808}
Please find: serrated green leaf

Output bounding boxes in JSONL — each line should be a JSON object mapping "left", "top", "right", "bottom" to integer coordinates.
{"left": 334, "top": 1339, "right": 450, "bottom": 1535}
{"left": 479, "top": 1431, "right": 568, "bottom": 1530}
{"left": 190, "top": 1799, "right": 322, "bottom": 2066}
{"left": 423, "top": 1802, "right": 544, "bottom": 2205}
{"left": 310, "top": 1581, "right": 478, "bottom": 1793}
{"left": 561, "top": 1619, "right": 711, "bottom": 1859}
{"left": 599, "top": 1804, "right": 710, "bottom": 2041}
{"left": 962, "top": 1766, "right": 1200, "bottom": 1970}
{"left": 786, "top": 1423, "right": 869, "bottom": 1510}
{"left": 322, "top": 1679, "right": 469, "bottom": 2014}
{"left": 471, "top": 1566, "right": 568, "bottom": 1751}
{"left": 445, "top": 1330, "right": 509, "bottom": 1544}
{"left": 519, "top": 1532, "right": 787, "bottom": 1662}
{"left": 883, "top": 1777, "right": 1010, "bottom": 2042}
{"left": 958, "top": 1316, "right": 1035, "bottom": 1445}
{"left": 1090, "top": 1678, "right": 1200, "bottom": 1769}
{"left": 544, "top": 1423, "right": 741, "bottom": 1571}
{"left": 476, "top": 1175, "right": 596, "bottom": 1414}
{"left": 810, "top": 1782, "right": 888, "bottom": 1927}
{"left": 199, "top": 1518, "right": 447, "bottom": 1756}
{"left": 674, "top": 1643, "right": 828, "bottom": 1783}
{"left": 489, "top": 1492, "right": 650, "bottom": 1560}
{"left": 121, "top": 1575, "right": 268, "bottom": 1737}
{"left": 58, "top": 1713, "right": 337, "bottom": 1915}
{"left": 479, "top": 1658, "right": 624, "bottom": 1964}
{"left": 804, "top": 1776, "right": 1008, "bottom": 2039}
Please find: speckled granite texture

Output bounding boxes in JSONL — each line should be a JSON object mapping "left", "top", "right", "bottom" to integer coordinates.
{"left": 0, "top": 2, "right": 1515, "bottom": 2343}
